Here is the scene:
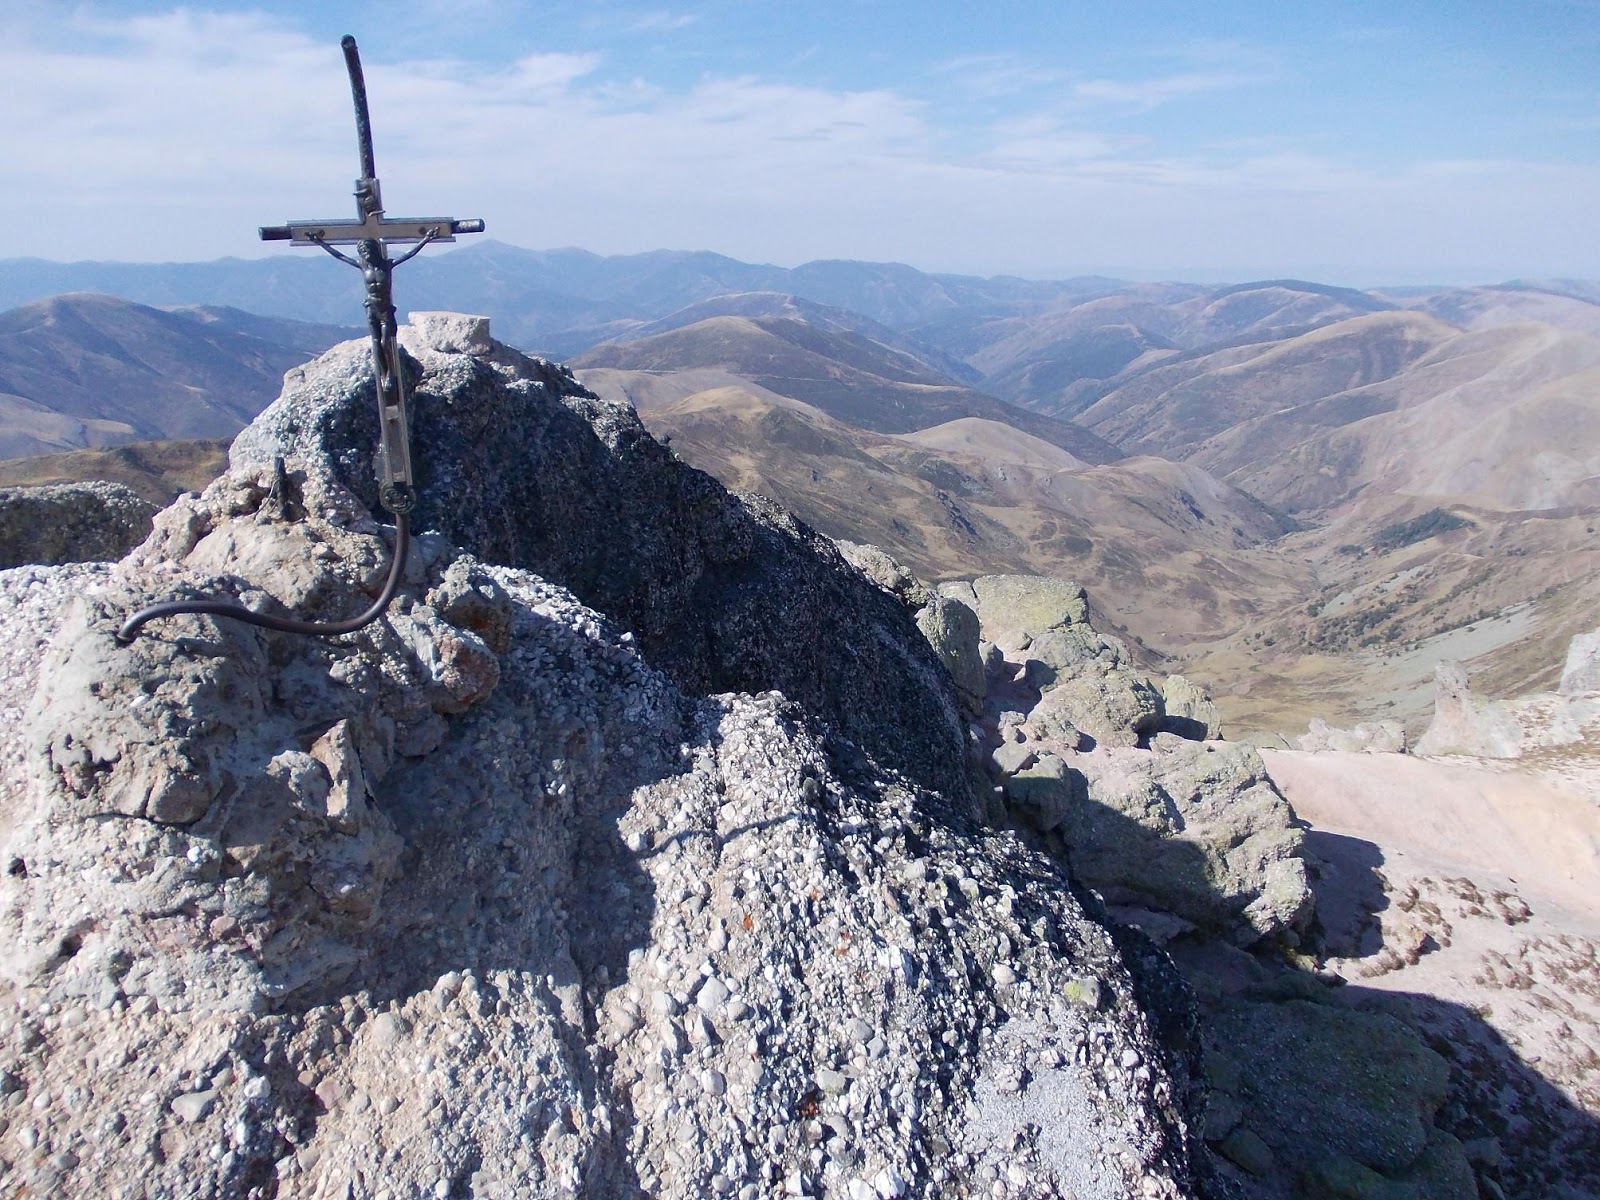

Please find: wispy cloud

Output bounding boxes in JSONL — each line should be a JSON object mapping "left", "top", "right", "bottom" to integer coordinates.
{"left": 933, "top": 53, "right": 1071, "bottom": 97}
{"left": 5, "top": 6, "right": 1599, "bottom": 283}
{"left": 1072, "top": 70, "right": 1264, "bottom": 111}
{"left": 622, "top": 10, "right": 698, "bottom": 34}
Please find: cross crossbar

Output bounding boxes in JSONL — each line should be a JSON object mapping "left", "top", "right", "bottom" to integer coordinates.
{"left": 260, "top": 216, "right": 486, "bottom": 245}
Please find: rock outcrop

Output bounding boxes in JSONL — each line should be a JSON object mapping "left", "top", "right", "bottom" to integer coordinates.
{"left": 1297, "top": 717, "right": 1407, "bottom": 754}
{"left": 1159, "top": 676, "right": 1221, "bottom": 742}
{"left": 1416, "top": 657, "right": 1600, "bottom": 758}
{"left": 0, "top": 319, "right": 1198, "bottom": 1199}
{"left": 231, "top": 314, "right": 973, "bottom": 811}
{"left": 853, "top": 555, "right": 1506, "bottom": 1196}
{"left": 918, "top": 572, "right": 1313, "bottom": 948}
{"left": 1560, "top": 627, "right": 1600, "bottom": 696}
{"left": 837, "top": 540, "right": 985, "bottom": 715}
{"left": 939, "top": 576, "right": 1163, "bottom": 750}
{"left": 0, "top": 481, "right": 158, "bottom": 569}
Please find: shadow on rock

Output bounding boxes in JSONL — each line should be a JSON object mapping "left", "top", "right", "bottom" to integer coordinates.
{"left": 1189, "top": 961, "right": 1600, "bottom": 1200}
{"left": 1300, "top": 829, "right": 1390, "bottom": 960}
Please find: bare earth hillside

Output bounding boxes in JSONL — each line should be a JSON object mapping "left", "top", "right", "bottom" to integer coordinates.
{"left": 578, "top": 376, "right": 1308, "bottom": 652}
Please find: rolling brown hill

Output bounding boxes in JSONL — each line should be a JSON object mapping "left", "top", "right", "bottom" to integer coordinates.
{"left": 579, "top": 376, "right": 1307, "bottom": 652}
{"left": 0, "top": 293, "right": 337, "bottom": 458}
{"left": 1384, "top": 282, "right": 1600, "bottom": 340}
{"left": 1075, "top": 311, "right": 1461, "bottom": 462}
{"left": 571, "top": 314, "right": 1122, "bottom": 464}
{"left": 580, "top": 293, "right": 1600, "bottom": 740}
{"left": 1203, "top": 326, "right": 1600, "bottom": 515}
{"left": 953, "top": 280, "right": 1397, "bottom": 418}
{"left": 0, "top": 438, "right": 229, "bottom": 505}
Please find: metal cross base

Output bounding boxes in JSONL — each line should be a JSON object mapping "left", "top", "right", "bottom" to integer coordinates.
{"left": 117, "top": 35, "right": 483, "bottom": 644}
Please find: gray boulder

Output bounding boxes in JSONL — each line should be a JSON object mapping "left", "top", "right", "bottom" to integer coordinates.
{"left": 1209, "top": 999, "right": 1474, "bottom": 1194}
{"left": 1160, "top": 675, "right": 1222, "bottom": 741}
{"left": 945, "top": 575, "right": 1164, "bottom": 748}
{"left": 1298, "top": 717, "right": 1407, "bottom": 754}
{"left": 939, "top": 574, "right": 1089, "bottom": 650}
{"left": 0, "top": 482, "right": 158, "bottom": 568}
{"left": 230, "top": 316, "right": 973, "bottom": 809}
{"left": 1064, "top": 742, "right": 1314, "bottom": 946}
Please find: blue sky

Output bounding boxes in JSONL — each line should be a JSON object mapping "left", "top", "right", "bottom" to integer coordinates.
{"left": 5, "top": 1, "right": 1599, "bottom": 283}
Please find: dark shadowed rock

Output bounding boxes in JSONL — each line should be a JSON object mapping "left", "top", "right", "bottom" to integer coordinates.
{"left": 230, "top": 314, "right": 973, "bottom": 810}
{"left": 0, "top": 482, "right": 158, "bottom": 568}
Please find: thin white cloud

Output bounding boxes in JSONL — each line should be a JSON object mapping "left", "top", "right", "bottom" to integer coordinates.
{"left": 933, "top": 53, "right": 1072, "bottom": 97}
{"left": 622, "top": 10, "right": 699, "bottom": 33}
{"left": 1073, "top": 70, "right": 1264, "bottom": 111}
{"left": 4, "top": 6, "right": 1598, "bottom": 284}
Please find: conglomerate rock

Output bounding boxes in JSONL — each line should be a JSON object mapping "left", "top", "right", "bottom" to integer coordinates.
{"left": 0, "top": 482, "right": 158, "bottom": 569}
{"left": 231, "top": 315, "right": 972, "bottom": 811}
{"left": 837, "top": 541, "right": 984, "bottom": 715}
{"left": 0, "top": 320, "right": 1198, "bottom": 1198}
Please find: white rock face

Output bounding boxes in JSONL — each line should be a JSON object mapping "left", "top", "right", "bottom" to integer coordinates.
{"left": 1417, "top": 658, "right": 1600, "bottom": 758}
{"left": 401, "top": 311, "right": 494, "bottom": 357}
{"left": 1559, "top": 627, "right": 1600, "bottom": 696}
{"left": 0, "top": 333, "right": 1197, "bottom": 1198}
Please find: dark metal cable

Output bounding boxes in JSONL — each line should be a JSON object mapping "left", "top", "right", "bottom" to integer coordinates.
{"left": 114, "top": 514, "right": 411, "bottom": 644}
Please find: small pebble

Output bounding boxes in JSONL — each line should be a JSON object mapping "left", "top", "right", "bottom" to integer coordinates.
{"left": 697, "top": 978, "right": 730, "bottom": 1012}
{"left": 171, "top": 1090, "right": 217, "bottom": 1124}
{"left": 816, "top": 1069, "right": 849, "bottom": 1095}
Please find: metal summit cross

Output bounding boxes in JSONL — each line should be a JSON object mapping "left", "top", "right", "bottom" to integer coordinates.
{"left": 260, "top": 34, "right": 485, "bottom": 519}
{"left": 116, "top": 35, "right": 483, "bottom": 644}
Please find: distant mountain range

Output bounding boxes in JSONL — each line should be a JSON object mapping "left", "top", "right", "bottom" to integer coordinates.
{"left": 2, "top": 245, "right": 1598, "bottom": 733}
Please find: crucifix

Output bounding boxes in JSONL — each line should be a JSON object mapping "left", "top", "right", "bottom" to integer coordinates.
{"left": 118, "top": 35, "right": 484, "bottom": 643}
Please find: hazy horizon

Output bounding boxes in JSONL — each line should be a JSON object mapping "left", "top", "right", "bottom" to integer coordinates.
{"left": 2, "top": 237, "right": 1584, "bottom": 295}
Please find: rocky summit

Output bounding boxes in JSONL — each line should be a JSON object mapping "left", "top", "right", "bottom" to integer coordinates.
{"left": 2, "top": 312, "right": 1541, "bottom": 1200}
{"left": 0, "top": 316, "right": 1201, "bottom": 1198}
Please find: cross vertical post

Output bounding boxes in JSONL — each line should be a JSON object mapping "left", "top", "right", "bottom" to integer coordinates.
{"left": 116, "top": 34, "right": 484, "bottom": 644}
